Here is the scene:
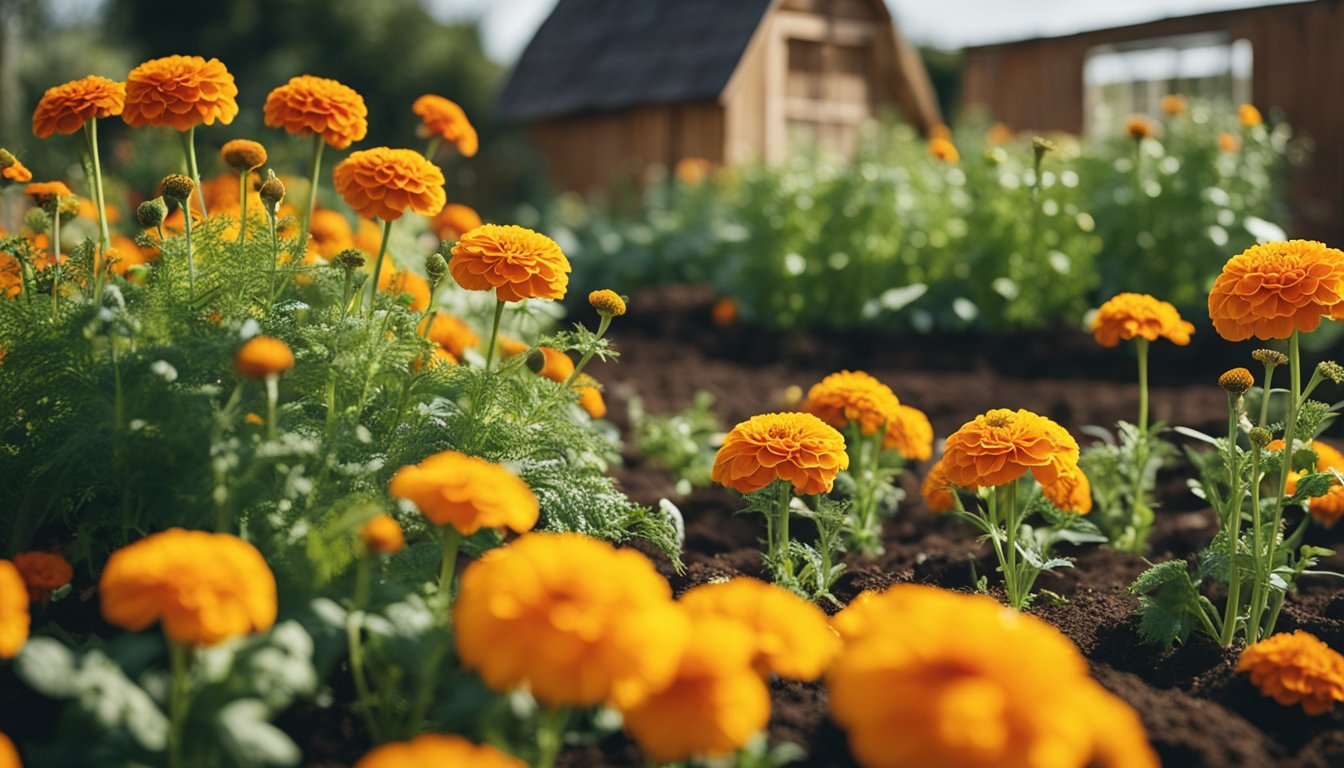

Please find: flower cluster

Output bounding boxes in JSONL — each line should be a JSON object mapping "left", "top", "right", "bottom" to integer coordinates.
{"left": 1237, "top": 630, "right": 1344, "bottom": 714}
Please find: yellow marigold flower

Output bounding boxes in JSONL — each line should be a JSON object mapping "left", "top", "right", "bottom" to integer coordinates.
{"left": 333, "top": 147, "right": 445, "bottom": 222}
{"left": 264, "top": 75, "right": 369, "bottom": 150}
{"left": 1239, "top": 103, "right": 1263, "bottom": 127}
{"left": 928, "top": 137, "right": 959, "bottom": 163}
{"left": 679, "top": 577, "right": 839, "bottom": 681}
{"left": 417, "top": 312, "right": 479, "bottom": 358}
{"left": 412, "top": 95, "right": 478, "bottom": 157}
{"left": 12, "top": 551, "right": 72, "bottom": 603}
{"left": 0, "top": 150, "right": 32, "bottom": 184}
{"left": 0, "top": 732, "right": 17, "bottom": 768}
{"left": 1237, "top": 630, "right": 1344, "bottom": 714}
{"left": 354, "top": 734, "right": 524, "bottom": 768}
{"left": 802, "top": 370, "right": 901, "bottom": 438}
{"left": 430, "top": 202, "right": 482, "bottom": 241}
{"left": 99, "top": 529, "right": 276, "bottom": 646}
{"left": 449, "top": 224, "right": 571, "bottom": 303}
{"left": 1041, "top": 458, "right": 1093, "bottom": 514}
{"left": 453, "top": 532, "right": 690, "bottom": 708}
{"left": 589, "top": 289, "right": 627, "bottom": 317}
{"left": 1219, "top": 367, "right": 1255, "bottom": 394}
{"left": 1125, "top": 115, "right": 1154, "bottom": 140}
{"left": 921, "top": 458, "right": 956, "bottom": 513}
{"left": 32, "top": 75, "right": 125, "bottom": 137}
{"left": 942, "top": 408, "right": 1080, "bottom": 489}
{"left": 1218, "top": 131, "right": 1241, "bottom": 153}
{"left": 828, "top": 584, "right": 1157, "bottom": 768}
{"left": 1160, "top": 94, "right": 1187, "bottom": 116}
{"left": 235, "top": 336, "right": 295, "bottom": 379}
{"left": 1092, "top": 292, "right": 1194, "bottom": 347}
{"left": 1208, "top": 240, "right": 1344, "bottom": 341}
{"left": 0, "top": 561, "right": 29, "bottom": 658}
{"left": 359, "top": 515, "right": 405, "bottom": 555}
{"left": 122, "top": 56, "right": 238, "bottom": 131}
{"left": 388, "top": 450, "right": 538, "bottom": 536}
{"left": 712, "top": 296, "right": 739, "bottom": 327}
{"left": 24, "top": 181, "right": 72, "bottom": 209}
{"left": 576, "top": 373, "right": 608, "bottom": 419}
{"left": 711, "top": 412, "right": 849, "bottom": 496}
{"left": 1284, "top": 440, "right": 1344, "bottom": 527}
{"left": 220, "top": 139, "right": 267, "bottom": 172}
{"left": 885, "top": 404, "right": 933, "bottom": 461}
{"left": 622, "top": 614, "right": 770, "bottom": 763}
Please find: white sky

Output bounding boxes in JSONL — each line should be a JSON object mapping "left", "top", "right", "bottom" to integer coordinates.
{"left": 424, "top": 0, "right": 1306, "bottom": 63}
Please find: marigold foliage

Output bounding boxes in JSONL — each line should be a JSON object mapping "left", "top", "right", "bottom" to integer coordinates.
{"left": 1208, "top": 240, "right": 1344, "bottom": 341}
{"left": 0, "top": 561, "right": 29, "bottom": 658}
{"left": 711, "top": 412, "right": 849, "bottom": 495}
{"left": 332, "top": 147, "right": 445, "bottom": 221}
{"left": 32, "top": 75, "right": 125, "bottom": 137}
{"left": 354, "top": 734, "right": 524, "bottom": 768}
{"left": 122, "top": 56, "right": 238, "bottom": 130}
{"left": 679, "top": 577, "right": 839, "bottom": 680}
{"left": 1092, "top": 292, "right": 1194, "bottom": 347}
{"left": 388, "top": 450, "right": 538, "bottom": 535}
{"left": 1237, "top": 630, "right": 1344, "bottom": 714}
{"left": 449, "top": 224, "right": 571, "bottom": 302}
{"left": 264, "top": 75, "right": 369, "bottom": 150}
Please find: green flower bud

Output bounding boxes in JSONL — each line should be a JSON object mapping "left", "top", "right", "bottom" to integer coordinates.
{"left": 137, "top": 197, "right": 169, "bottom": 228}
{"left": 161, "top": 174, "right": 195, "bottom": 202}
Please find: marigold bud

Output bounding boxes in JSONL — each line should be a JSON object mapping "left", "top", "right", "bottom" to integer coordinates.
{"left": 1219, "top": 367, "right": 1254, "bottom": 395}
{"left": 1032, "top": 136, "right": 1055, "bottom": 163}
{"left": 220, "top": 139, "right": 267, "bottom": 172}
{"left": 24, "top": 208, "right": 48, "bottom": 233}
{"left": 57, "top": 197, "right": 80, "bottom": 218}
{"left": 588, "top": 289, "right": 627, "bottom": 317}
{"left": 360, "top": 514, "right": 405, "bottom": 555}
{"left": 1318, "top": 361, "right": 1344, "bottom": 385}
{"left": 425, "top": 252, "right": 447, "bottom": 285}
{"left": 235, "top": 336, "right": 295, "bottom": 379}
{"left": 1249, "top": 427, "right": 1273, "bottom": 448}
{"left": 335, "top": 249, "right": 366, "bottom": 271}
{"left": 0, "top": 149, "right": 15, "bottom": 168}
{"left": 258, "top": 169, "right": 285, "bottom": 214}
{"left": 161, "top": 173, "right": 195, "bottom": 202}
{"left": 1252, "top": 349, "right": 1289, "bottom": 367}
{"left": 137, "top": 197, "right": 168, "bottom": 228}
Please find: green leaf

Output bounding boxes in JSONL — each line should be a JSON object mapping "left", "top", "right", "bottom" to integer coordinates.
{"left": 1286, "top": 471, "right": 1335, "bottom": 505}
{"left": 218, "top": 699, "right": 302, "bottom": 766}
{"left": 1129, "top": 559, "right": 1191, "bottom": 596}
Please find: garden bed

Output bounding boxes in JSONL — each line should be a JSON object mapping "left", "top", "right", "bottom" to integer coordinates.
{"left": 570, "top": 284, "right": 1344, "bottom": 768}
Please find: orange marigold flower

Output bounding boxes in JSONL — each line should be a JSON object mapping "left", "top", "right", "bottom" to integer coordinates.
{"left": 533, "top": 346, "right": 574, "bottom": 383}
{"left": 711, "top": 412, "right": 849, "bottom": 496}
{"left": 388, "top": 450, "right": 538, "bottom": 536}
{"left": 1125, "top": 115, "right": 1154, "bottom": 140}
{"left": 885, "top": 404, "right": 933, "bottom": 461}
{"left": 712, "top": 296, "right": 739, "bottom": 327}
{"left": 354, "top": 734, "right": 524, "bottom": 768}
{"left": 675, "top": 157, "right": 713, "bottom": 184}
{"left": 1160, "top": 94, "right": 1187, "bottom": 116}
{"left": 99, "top": 529, "right": 276, "bottom": 646}
{"left": 929, "top": 123, "right": 952, "bottom": 141}
{"left": 1208, "top": 240, "right": 1344, "bottom": 341}
{"left": 576, "top": 374, "right": 608, "bottom": 419}
{"left": 0, "top": 150, "right": 32, "bottom": 184}
{"left": 448, "top": 224, "right": 570, "bottom": 302}
{"left": 412, "top": 95, "right": 478, "bottom": 157}
{"left": 263, "top": 75, "right": 368, "bottom": 149}
{"left": 1218, "top": 131, "right": 1241, "bottom": 153}
{"left": 589, "top": 289, "right": 627, "bottom": 317}
{"left": 235, "top": 336, "right": 295, "bottom": 379}
{"left": 122, "top": 56, "right": 238, "bottom": 131}
{"left": 1284, "top": 440, "right": 1344, "bottom": 527}
{"left": 1237, "top": 630, "right": 1344, "bottom": 715}
{"left": 0, "top": 561, "right": 29, "bottom": 658}
{"left": 333, "top": 147, "right": 445, "bottom": 222}
{"left": 359, "top": 515, "right": 405, "bottom": 555}
{"left": 1041, "top": 459, "right": 1093, "bottom": 514}
{"left": 413, "top": 347, "right": 458, "bottom": 372}
{"left": 498, "top": 335, "right": 529, "bottom": 359}
{"left": 1239, "top": 103, "right": 1263, "bottom": 127}
{"left": 454, "top": 532, "right": 690, "bottom": 708}
{"left": 25, "top": 181, "right": 72, "bottom": 209}
{"left": 12, "top": 552, "right": 73, "bottom": 603}
{"left": 679, "top": 577, "right": 839, "bottom": 681}
{"left": 941, "top": 408, "right": 1080, "bottom": 489}
{"left": 1092, "top": 292, "right": 1195, "bottom": 347}
{"left": 307, "top": 208, "right": 355, "bottom": 259}
{"left": 32, "top": 75, "right": 125, "bottom": 137}
{"left": 418, "top": 312, "right": 479, "bottom": 358}
{"left": 382, "top": 269, "right": 431, "bottom": 311}
{"left": 1219, "top": 367, "right": 1255, "bottom": 394}
{"left": 0, "top": 250, "right": 22, "bottom": 298}
{"left": 928, "top": 137, "right": 959, "bottom": 163}
{"left": 828, "top": 584, "right": 1158, "bottom": 768}
{"left": 986, "top": 122, "right": 1014, "bottom": 145}
{"left": 921, "top": 458, "right": 956, "bottom": 513}
{"left": 621, "top": 614, "right": 770, "bottom": 763}
{"left": 802, "top": 370, "right": 901, "bottom": 437}
{"left": 0, "top": 732, "right": 18, "bottom": 768}
{"left": 430, "top": 202, "right": 482, "bottom": 241}
{"left": 220, "top": 139, "right": 267, "bottom": 172}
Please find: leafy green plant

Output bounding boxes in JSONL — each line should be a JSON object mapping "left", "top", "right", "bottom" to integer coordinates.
{"left": 628, "top": 390, "right": 723, "bottom": 496}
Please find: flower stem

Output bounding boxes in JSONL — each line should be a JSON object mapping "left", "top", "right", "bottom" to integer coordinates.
{"left": 182, "top": 196, "right": 196, "bottom": 300}
{"left": 366, "top": 219, "right": 392, "bottom": 317}
{"left": 560, "top": 314, "right": 612, "bottom": 388}
{"left": 180, "top": 126, "right": 206, "bottom": 218}
{"left": 347, "top": 556, "right": 385, "bottom": 743}
{"left": 1219, "top": 392, "right": 1244, "bottom": 647}
{"left": 1247, "top": 445, "right": 1265, "bottom": 643}
{"left": 265, "top": 374, "right": 279, "bottom": 441}
{"left": 49, "top": 204, "right": 60, "bottom": 322}
{"left": 84, "top": 118, "right": 111, "bottom": 301}
{"left": 1005, "top": 480, "right": 1022, "bottom": 608}
{"left": 167, "top": 641, "right": 192, "bottom": 768}
{"left": 236, "top": 170, "right": 249, "bottom": 244}
{"left": 266, "top": 211, "right": 280, "bottom": 312}
{"left": 484, "top": 297, "right": 505, "bottom": 369}
{"left": 424, "top": 137, "right": 441, "bottom": 160}
{"left": 535, "top": 707, "right": 567, "bottom": 768}
{"left": 1136, "top": 338, "right": 1150, "bottom": 435}
{"left": 299, "top": 135, "right": 325, "bottom": 255}
{"left": 1254, "top": 331, "right": 1301, "bottom": 641}
{"left": 438, "top": 526, "right": 461, "bottom": 607}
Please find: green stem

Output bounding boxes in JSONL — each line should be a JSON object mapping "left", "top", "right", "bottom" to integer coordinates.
{"left": 777, "top": 480, "right": 793, "bottom": 577}
{"left": 347, "top": 556, "right": 385, "bottom": 742}
{"left": 266, "top": 211, "right": 279, "bottom": 312}
{"left": 299, "top": 134, "right": 325, "bottom": 254}
{"left": 266, "top": 375, "right": 279, "bottom": 441}
{"left": 1005, "top": 480, "right": 1022, "bottom": 608}
{"left": 484, "top": 297, "right": 505, "bottom": 369}
{"left": 85, "top": 118, "right": 110, "bottom": 301}
{"left": 167, "top": 641, "right": 192, "bottom": 768}
{"left": 438, "top": 526, "right": 461, "bottom": 607}
{"left": 182, "top": 196, "right": 196, "bottom": 300}
{"left": 985, "top": 486, "right": 1013, "bottom": 605}
{"left": 49, "top": 204, "right": 60, "bottom": 322}
{"left": 365, "top": 219, "right": 393, "bottom": 317}
{"left": 1258, "top": 362, "right": 1278, "bottom": 429}
{"left": 1247, "top": 446, "right": 1265, "bottom": 643}
{"left": 560, "top": 314, "right": 612, "bottom": 388}
{"left": 535, "top": 707, "right": 567, "bottom": 768}
{"left": 180, "top": 126, "right": 206, "bottom": 218}
{"left": 424, "top": 137, "right": 441, "bottom": 161}
{"left": 1136, "top": 338, "right": 1150, "bottom": 435}
{"left": 1220, "top": 393, "right": 1243, "bottom": 647}
{"left": 1257, "top": 332, "right": 1301, "bottom": 641}
{"left": 236, "top": 170, "right": 249, "bottom": 244}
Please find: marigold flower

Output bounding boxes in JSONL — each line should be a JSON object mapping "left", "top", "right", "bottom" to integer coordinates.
{"left": 25, "top": 181, "right": 72, "bottom": 209}
{"left": 100, "top": 529, "right": 276, "bottom": 646}
{"left": 220, "top": 139, "right": 267, "bottom": 172}
{"left": 1092, "top": 292, "right": 1194, "bottom": 347}
{"left": 532, "top": 346, "right": 574, "bottom": 383}
{"left": 828, "top": 584, "right": 1157, "bottom": 768}
{"left": 1239, "top": 103, "right": 1263, "bottom": 127}
{"left": 0, "top": 561, "right": 29, "bottom": 658}
{"left": 1219, "top": 367, "right": 1255, "bottom": 394}
{"left": 928, "top": 137, "right": 959, "bottom": 163}
{"left": 498, "top": 335, "right": 529, "bottom": 359}
{"left": 160, "top": 174, "right": 195, "bottom": 202}
{"left": 679, "top": 577, "right": 839, "bottom": 680}
{"left": 235, "top": 336, "right": 295, "bottom": 379}
{"left": 802, "top": 370, "right": 901, "bottom": 437}
{"left": 1160, "top": 94, "right": 1187, "bottom": 116}
{"left": 929, "top": 123, "right": 952, "bottom": 140}
{"left": 1125, "top": 115, "right": 1154, "bottom": 140}
{"left": 675, "top": 157, "right": 713, "bottom": 184}
{"left": 389, "top": 450, "right": 538, "bottom": 536}
{"left": 333, "top": 147, "right": 445, "bottom": 222}
{"left": 0, "top": 732, "right": 17, "bottom": 768}
{"left": 448, "top": 224, "right": 570, "bottom": 302}
{"left": 589, "top": 289, "right": 627, "bottom": 317}
{"left": 0, "top": 150, "right": 32, "bottom": 184}
{"left": 12, "top": 552, "right": 72, "bottom": 603}
{"left": 712, "top": 296, "right": 739, "bottom": 327}
{"left": 921, "top": 458, "right": 956, "bottom": 513}
{"left": 885, "top": 404, "right": 933, "bottom": 461}
{"left": 942, "top": 408, "right": 1080, "bottom": 489}
{"left": 1041, "top": 459, "right": 1093, "bottom": 514}
{"left": 258, "top": 171, "right": 286, "bottom": 213}
{"left": 1237, "top": 630, "right": 1344, "bottom": 714}
{"left": 454, "top": 532, "right": 690, "bottom": 708}
{"left": 418, "top": 312, "right": 479, "bottom": 358}
{"left": 711, "top": 412, "right": 849, "bottom": 496}
{"left": 622, "top": 614, "right": 770, "bottom": 763}
{"left": 1208, "top": 240, "right": 1344, "bottom": 341}
{"left": 122, "top": 56, "right": 238, "bottom": 131}
{"left": 576, "top": 374, "right": 608, "bottom": 419}
{"left": 1218, "top": 131, "right": 1241, "bottom": 153}
{"left": 354, "top": 734, "right": 524, "bottom": 768}
{"left": 306, "top": 209, "right": 354, "bottom": 259}
{"left": 430, "top": 203, "right": 483, "bottom": 241}
{"left": 1285, "top": 440, "right": 1344, "bottom": 526}
{"left": 986, "top": 122, "right": 1014, "bottom": 145}
{"left": 264, "top": 76, "right": 368, "bottom": 150}
{"left": 360, "top": 514, "right": 405, "bottom": 555}
{"left": 32, "top": 75, "right": 125, "bottom": 137}
{"left": 412, "top": 95, "right": 478, "bottom": 157}
{"left": 379, "top": 268, "right": 431, "bottom": 311}
{"left": 413, "top": 347, "right": 458, "bottom": 372}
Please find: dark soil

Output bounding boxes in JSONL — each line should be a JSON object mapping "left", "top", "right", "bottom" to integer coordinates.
{"left": 577, "top": 283, "right": 1344, "bottom": 768}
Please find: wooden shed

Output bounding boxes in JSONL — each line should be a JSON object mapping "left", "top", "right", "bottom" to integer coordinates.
{"left": 961, "top": 0, "right": 1344, "bottom": 245}
{"left": 496, "top": 0, "right": 942, "bottom": 194}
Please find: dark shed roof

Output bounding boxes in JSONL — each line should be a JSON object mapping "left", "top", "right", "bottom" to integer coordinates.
{"left": 495, "top": 0, "right": 775, "bottom": 122}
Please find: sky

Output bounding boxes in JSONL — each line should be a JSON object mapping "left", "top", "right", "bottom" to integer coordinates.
{"left": 424, "top": 0, "right": 1306, "bottom": 63}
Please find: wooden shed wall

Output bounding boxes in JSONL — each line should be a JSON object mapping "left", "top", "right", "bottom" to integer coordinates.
{"left": 961, "top": 0, "right": 1344, "bottom": 243}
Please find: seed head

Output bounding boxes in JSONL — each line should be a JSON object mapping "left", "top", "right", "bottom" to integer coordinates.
{"left": 425, "top": 252, "right": 447, "bottom": 285}
{"left": 1318, "top": 361, "right": 1344, "bottom": 385}
{"left": 1249, "top": 427, "right": 1272, "bottom": 449}
{"left": 1252, "top": 349, "right": 1288, "bottom": 367}
{"left": 57, "top": 197, "right": 80, "bottom": 218}
{"left": 137, "top": 197, "right": 168, "bottom": 228}
{"left": 588, "top": 289, "right": 627, "bottom": 318}
{"left": 220, "top": 139, "right": 267, "bottom": 173}
{"left": 258, "top": 170, "right": 285, "bottom": 214}
{"left": 334, "top": 249, "right": 366, "bottom": 271}
{"left": 1032, "top": 136, "right": 1056, "bottom": 164}
{"left": 1219, "top": 367, "right": 1254, "bottom": 395}
{"left": 161, "top": 174, "right": 195, "bottom": 203}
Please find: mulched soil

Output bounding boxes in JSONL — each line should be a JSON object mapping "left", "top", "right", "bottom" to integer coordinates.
{"left": 569, "top": 283, "right": 1344, "bottom": 768}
